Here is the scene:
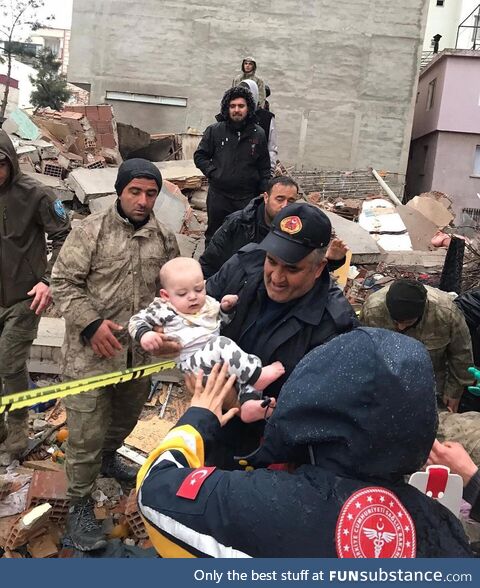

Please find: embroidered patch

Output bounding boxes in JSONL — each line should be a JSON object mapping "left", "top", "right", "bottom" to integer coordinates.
{"left": 279, "top": 216, "right": 302, "bottom": 235}
{"left": 176, "top": 466, "right": 216, "bottom": 500}
{"left": 53, "top": 199, "right": 67, "bottom": 220}
{"left": 335, "top": 487, "right": 416, "bottom": 559}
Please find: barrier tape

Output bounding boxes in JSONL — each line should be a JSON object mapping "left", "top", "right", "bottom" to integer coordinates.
{"left": 0, "top": 360, "right": 177, "bottom": 414}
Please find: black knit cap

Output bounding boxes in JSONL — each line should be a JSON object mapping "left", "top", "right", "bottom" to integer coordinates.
{"left": 386, "top": 279, "right": 428, "bottom": 321}
{"left": 114, "top": 158, "right": 163, "bottom": 196}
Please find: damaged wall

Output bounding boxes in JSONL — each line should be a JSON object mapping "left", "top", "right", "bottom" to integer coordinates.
{"left": 67, "top": 0, "right": 428, "bottom": 176}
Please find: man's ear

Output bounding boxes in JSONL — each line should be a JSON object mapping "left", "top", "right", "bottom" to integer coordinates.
{"left": 263, "top": 191, "right": 269, "bottom": 204}
{"left": 159, "top": 288, "right": 169, "bottom": 300}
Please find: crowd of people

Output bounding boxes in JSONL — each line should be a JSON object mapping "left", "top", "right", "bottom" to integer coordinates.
{"left": 1, "top": 56, "right": 480, "bottom": 558}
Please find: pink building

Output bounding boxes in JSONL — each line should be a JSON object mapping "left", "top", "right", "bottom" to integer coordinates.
{"left": 405, "top": 49, "right": 480, "bottom": 216}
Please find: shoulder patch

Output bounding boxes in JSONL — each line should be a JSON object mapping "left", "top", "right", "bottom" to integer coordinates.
{"left": 335, "top": 487, "right": 416, "bottom": 559}
{"left": 53, "top": 199, "right": 67, "bottom": 220}
{"left": 176, "top": 467, "right": 216, "bottom": 500}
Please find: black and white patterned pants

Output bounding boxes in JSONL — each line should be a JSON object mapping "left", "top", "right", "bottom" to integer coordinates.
{"left": 180, "top": 336, "right": 262, "bottom": 402}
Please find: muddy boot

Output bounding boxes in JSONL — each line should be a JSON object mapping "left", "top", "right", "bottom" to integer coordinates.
{"left": 66, "top": 498, "right": 107, "bottom": 552}
{"left": 100, "top": 451, "right": 138, "bottom": 482}
{"left": 0, "top": 409, "right": 29, "bottom": 466}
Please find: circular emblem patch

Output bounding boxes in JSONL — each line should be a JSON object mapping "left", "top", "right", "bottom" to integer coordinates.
{"left": 279, "top": 215, "right": 302, "bottom": 235}
{"left": 335, "top": 487, "right": 416, "bottom": 559}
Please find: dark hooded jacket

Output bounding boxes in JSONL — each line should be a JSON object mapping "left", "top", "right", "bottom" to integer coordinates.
{"left": 194, "top": 87, "right": 271, "bottom": 200}
{"left": 200, "top": 196, "right": 347, "bottom": 279}
{"left": 137, "top": 328, "right": 472, "bottom": 558}
{"left": 0, "top": 130, "right": 70, "bottom": 307}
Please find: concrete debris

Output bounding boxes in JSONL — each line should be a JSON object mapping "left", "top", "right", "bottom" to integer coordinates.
{"left": 359, "top": 199, "right": 413, "bottom": 252}
{"left": 155, "top": 160, "right": 204, "bottom": 191}
{"left": 322, "top": 210, "right": 381, "bottom": 263}
{"left": 406, "top": 195, "right": 454, "bottom": 228}
{"left": 2, "top": 109, "right": 41, "bottom": 140}
{"left": 396, "top": 204, "right": 439, "bottom": 251}
{"left": 189, "top": 189, "right": 207, "bottom": 211}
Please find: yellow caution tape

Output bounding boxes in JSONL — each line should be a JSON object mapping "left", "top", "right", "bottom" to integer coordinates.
{"left": 0, "top": 360, "right": 177, "bottom": 414}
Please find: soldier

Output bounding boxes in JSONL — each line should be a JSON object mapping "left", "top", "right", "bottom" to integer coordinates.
{"left": 51, "top": 159, "right": 179, "bottom": 551}
{"left": 360, "top": 279, "right": 473, "bottom": 412}
{"left": 0, "top": 130, "right": 70, "bottom": 466}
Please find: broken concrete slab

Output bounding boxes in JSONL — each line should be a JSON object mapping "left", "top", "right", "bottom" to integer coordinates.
{"left": 190, "top": 189, "right": 207, "bottom": 211}
{"left": 358, "top": 199, "right": 413, "bottom": 252}
{"left": 323, "top": 210, "right": 381, "bottom": 262}
{"left": 155, "top": 160, "right": 204, "bottom": 190}
{"left": 25, "top": 172, "right": 74, "bottom": 202}
{"left": 406, "top": 196, "right": 454, "bottom": 228}
{"left": 396, "top": 205, "right": 438, "bottom": 251}
{"left": 2, "top": 109, "right": 41, "bottom": 140}
{"left": 66, "top": 166, "right": 118, "bottom": 203}
{"left": 380, "top": 249, "right": 447, "bottom": 273}
{"left": 175, "top": 233, "right": 197, "bottom": 258}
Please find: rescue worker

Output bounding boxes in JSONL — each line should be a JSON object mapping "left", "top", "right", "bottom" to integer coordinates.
{"left": 360, "top": 279, "right": 473, "bottom": 413}
{"left": 206, "top": 202, "right": 357, "bottom": 461}
{"left": 136, "top": 329, "right": 472, "bottom": 558}
{"left": 232, "top": 56, "right": 266, "bottom": 107}
{"left": 194, "top": 85, "right": 271, "bottom": 244}
{"left": 51, "top": 159, "right": 179, "bottom": 551}
{"left": 0, "top": 130, "right": 70, "bottom": 466}
{"left": 200, "top": 176, "right": 348, "bottom": 278}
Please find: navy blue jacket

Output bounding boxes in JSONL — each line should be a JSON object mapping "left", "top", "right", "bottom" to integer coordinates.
{"left": 137, "top": 329, "right": 472, "bottom": 558}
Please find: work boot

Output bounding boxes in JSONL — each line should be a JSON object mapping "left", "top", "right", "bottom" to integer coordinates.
{"left": 100, "top": 451, "right": 138, "bottom": 483}
{"left": 66, "top": 498, "right": 107, "bottom": 552}
{"left": 0, "top": 411, "right": 29, "bottom": 466}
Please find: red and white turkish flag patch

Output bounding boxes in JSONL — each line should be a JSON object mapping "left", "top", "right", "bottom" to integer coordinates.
{"left": 176, "top": 467, "right": 216, "bottom": 500}
{"left": 335, "top": 487, "right": 416, "bottom": 558}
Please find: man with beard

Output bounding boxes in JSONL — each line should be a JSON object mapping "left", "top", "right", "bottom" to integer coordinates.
{"left": 194, "top": 86, "right": 271, "bottom": 245}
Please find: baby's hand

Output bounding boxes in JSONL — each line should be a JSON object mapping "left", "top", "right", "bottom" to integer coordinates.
{"left": 221, "top": 294, "right": 238, "bottom": 312}
{"left": 140, "top": 331, "right": 165, "bottom": 352}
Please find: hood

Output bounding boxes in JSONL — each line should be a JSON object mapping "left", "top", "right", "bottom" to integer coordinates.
{"left": 217, "top": 86, "right": 257, "bottom": 124}
{"left": 239, "top": 79, "right": 259, "bottom": 108}
{"left": 0, "top": 130, "right": 19, "bottom": 189}
{"left": 246, "top": 327, "right": 437, "bottom": 481}
{"left": 242, "top": 56, "right": 257, "bottom": 73}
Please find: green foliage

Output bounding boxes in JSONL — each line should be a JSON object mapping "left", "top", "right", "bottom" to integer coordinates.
{"left": 29, "top": 47, "right": 71, "bottom": 111}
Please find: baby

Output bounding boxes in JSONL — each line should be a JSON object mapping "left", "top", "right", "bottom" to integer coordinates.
{"left": 128, "top": 257, "right": 284, "bottom": 422}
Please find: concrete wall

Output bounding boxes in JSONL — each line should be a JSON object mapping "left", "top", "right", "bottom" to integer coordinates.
{"left": 68, "top": 0, "right": 428, "bottom": 173}
{"left": 412, "top": 52, "right": 480, "bottom": 140}
{"left": 406, "top": 130, "right": 480, "bottom": 215}
{"left": 432, "top": 131, "right": 480, "bottom": 214}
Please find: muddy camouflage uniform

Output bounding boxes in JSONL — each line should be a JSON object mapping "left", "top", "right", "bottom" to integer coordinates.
{"left": 51, "top": 203, "right": 178, "bottom": 500}
{"left": 360, "top": 285, "right": 473, "bottom": 401}
{"left": 0, "top": 130, "right": 70, "bottom": 461}
{"left": 360, "top": 284, "right": 480, "bottom": 465}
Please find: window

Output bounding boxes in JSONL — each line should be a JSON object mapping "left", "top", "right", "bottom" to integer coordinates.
{"left": 436, "top": 0, "right": 444, "bottom": 6}
{"left": 426, "top": 79, "right": 436, "bottom": 110}
{"left": 105, "top": 91, "right": 187, "bottom": 107}
{"left": 473, "top": 145, "right": 480, "bottom": 176}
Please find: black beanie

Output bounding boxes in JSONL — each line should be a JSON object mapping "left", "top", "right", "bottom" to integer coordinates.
{"left": 386, "top": 279, "right": 428, "bottom": 321}
{"left": 114, "top": 158, "right": 163, "bottom": 196}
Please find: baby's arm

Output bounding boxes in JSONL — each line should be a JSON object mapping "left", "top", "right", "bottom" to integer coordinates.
{"left": 128, "top": 298, "right": 177, "bottom": 352}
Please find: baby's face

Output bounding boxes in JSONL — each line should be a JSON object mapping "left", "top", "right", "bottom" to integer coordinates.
{"left": 162, "top": 270, "right": 206, "bottom": 314}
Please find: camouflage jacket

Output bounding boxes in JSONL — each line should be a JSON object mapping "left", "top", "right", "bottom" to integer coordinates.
{"left": 359, "top": 285, "right": 473, "bottom": 399}
{"left": 51, "top": 203, "right": 179, "bottom": 378}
